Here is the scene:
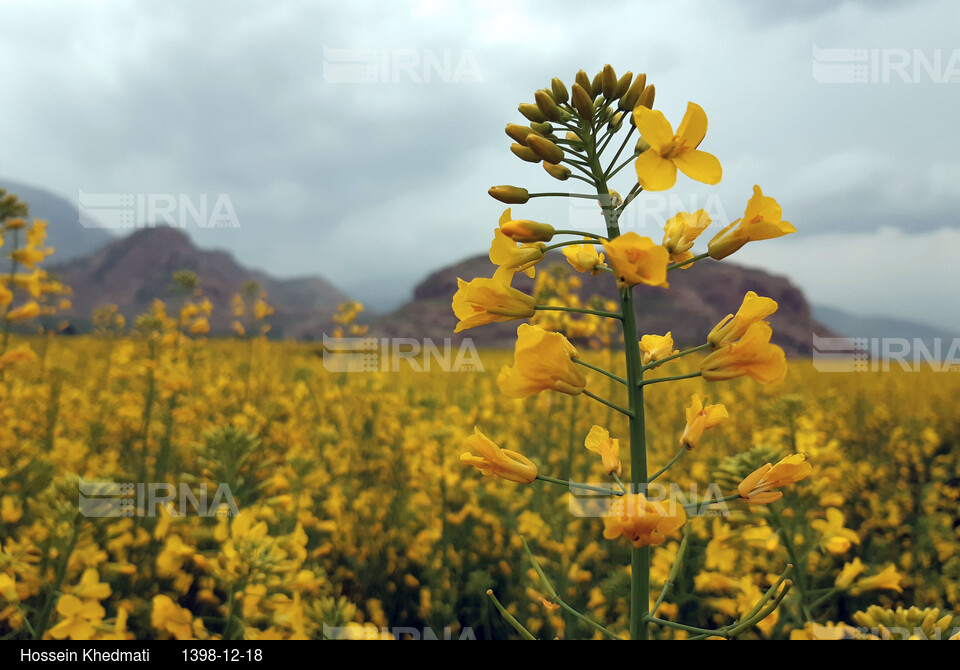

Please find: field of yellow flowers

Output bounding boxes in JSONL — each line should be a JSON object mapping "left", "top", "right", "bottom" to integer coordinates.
{"left": 1, "top": 326, "right": 958, "bottom": 639}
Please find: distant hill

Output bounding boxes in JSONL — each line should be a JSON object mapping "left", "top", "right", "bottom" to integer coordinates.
{"left": 373, "top": 254, "right": 833, "bottom": 356}
{"left": 0, "top": 180, "right": 115, "bottom": 263}
{"left": 50, "top": 227, "right": 348, "bottom": 339}
{"left": 812, "top": 305, "right": 957, "bottom": 356}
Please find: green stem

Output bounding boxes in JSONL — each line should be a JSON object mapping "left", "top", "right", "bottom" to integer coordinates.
{"left": 667, "top": 252, "right": 710, "bottom": 272}
{"left": 552, "top": 229, "right": 606, "bottom": 239}
{"left": 536, "top": 474, "right": 624, "bottom": 496}
{"left": 486, "top": 589, "right": 536, "bottom": 640}
{"left": 534, "top": 305, "right": 622, "bottom": 320}
{"left": 573, "top": 358, "right": 627, "bottom": 386}
{"left": 528, "top": 192, "right": 601, "bottom": 200}
{"left": 640, "top": 342, "right": 711, "bottom": 372}
{"left": 582, "top": 389, "right": 632, "bottom": 417}
{"left": 640, "top": 371, "right": 703, "bottom": 387}
{"left": 653, "top": 530, "right": 689, "bottom": 616}
{"left": 769, "top": 507, "right": 813, "bottom": 621}
{"left": 649, "top": 446, "right": 687, "bottom": 483}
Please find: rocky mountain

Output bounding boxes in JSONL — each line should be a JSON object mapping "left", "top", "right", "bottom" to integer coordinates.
{"left": 49, "top": 227, "right": 348, "bottom": 339}
{"left": 373, "top": 254, "right": 832, "bottom": 356}
{"left": 0, "top": 180, "right": 115, "bottom": 263}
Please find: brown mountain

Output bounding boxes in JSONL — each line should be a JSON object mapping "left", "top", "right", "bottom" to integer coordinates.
{"left": 50, "top": 227, "right": 347, "bottom": 339}
{"left": 372, "top": 254, "right": 832, "bottom": 356}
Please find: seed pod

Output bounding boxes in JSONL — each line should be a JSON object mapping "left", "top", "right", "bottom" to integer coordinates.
{"left": 601, "top": 64, "right": 617, "bottom": 99}
{"left": 571, "top": 82, "right": 593, "bottom": 119}
{"left": 488, "top": 185, "right": 531, "bottom": 204}
{"left": 518, "top": 103, "right": 546, "bottom": 123}
{"left": 510, "top": 142, "right": 542, "bottom": 163}
{"left": 505, "top": 123, "right": 539, "bottom": 144}
{"left": 526, "top": 134, "right": 564, "bottom": 165}
{"left": 535, "top": 89, "right": 562, "bottom": 122}
{"left": 618, "top": 72, "right": 646, "bottom": 111}
{"left": 543, "top": 162, "right": 571, "bottom": 181}
{"left": 551, "top": 77, "right": 569, "bottom": 104}
{"left": 615, "top": 72, "right": 633, "bottom": 99}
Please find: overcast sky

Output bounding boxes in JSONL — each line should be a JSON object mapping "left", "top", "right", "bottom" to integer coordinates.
{"left": 1, "top": 0, "right": 958, "bottom": 331}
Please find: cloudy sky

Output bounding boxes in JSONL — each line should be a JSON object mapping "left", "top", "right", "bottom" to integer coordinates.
{"left": 2, "top": 0, "right": 958, "bottom": 331}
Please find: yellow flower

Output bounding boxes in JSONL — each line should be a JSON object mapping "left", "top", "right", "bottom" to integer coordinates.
{"left": 561, "top": 242, "right": 606, "bottom": 275}
{"left": 602, "top": 493, "right": 687, "bottom": 548}
{"left": 0, "top": 344, "right": 37, "bottom": 371}
{"left": 451, "top": 276, "right": 536, "bottom": 333}
{"left": 738, "top": 453, "right": 812, "bottom": 504}
{"left": 835, "top": 557, "right": 867, "bottom": 590}
{"left": 662, "top": 209, "right": 711, "bottom": 267}
{"left": 584, "top": 425, "right": 622, "bottom": 477}
{"left": 810, "top": 508, "right": 860, "bottom": 555}
{"left": 71, "top": 568, "right": 111, "bottom": 601}
{"left": 708, "top": 185, "right": 795, "bottom": 260}
{"left": 254, "top": 298, "right": 274, "bottom": 320}
{"left": 489, "top": 228, "right": 545, "bottom": 283}
{"left": 460, "top": 427, "right": 537, "bottom": 484}
{"left": 850, "top": 564, "right": 904, "bottom": 595}
{"left": 0, "top": 283, "right": 11, "bottom": 307}
{"left": 633, "top": 102, "right": 722, "bottom": 191}
{"left": 601, "top": 232, "right": 670, "bottom": 288}
{"left": 638, "top": 331, "right": 677, "bottom": 366}
{"left": 47, "top": 594, "right": 104, "bottom": 640}
{"left": 497, "top": 324, "right": 587, "bottom": 398}
{"left": 701, "top": 322, "right": 787, "bottom": 384}
{"left": 6, "top": 300, "right": 41, "bottom": 322}
{"left": 151, "top": 594, "right": 198, "bottom": 640}
{"left": 679, "top": 393, "right": 729, "bottom": 450}
{"left": 498, "top": 208, "right": 555, "bottom": 242}
{"left": 188, "top": 317, "right": 210, "bottom": 335}
{"left": 708, "top": 291, "right": 779, "bottom": 348}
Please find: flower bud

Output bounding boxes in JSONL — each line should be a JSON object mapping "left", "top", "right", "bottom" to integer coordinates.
{"left": 535, "top": 89, "right": 563, "bottom": 122}
{"left": 575, "top": 69, "right": 591, "bottom": 92}
{"left": 636, "top": 138, "right": 651, "bottom": 154}
{"left": 571, "top": 82, "right": 593, "bottom": 118}
{"left": 601, "top": 64, "right": 617, "bottom": 99}
{"left": 564, "top": 131, "right": 584, "bottom": 151}
{"left": 638, "top": 84, "right": 656, "bottom": 109}
{"left": 608, "top": 112, "right": 624, "bottom": 132}
{"left": 518, "top": 103, "right": 546, "bottom": 123}
{"left": 551, "top": 77, "right": 569, "bottom": 104}
{"left": 500, "top": 216, "right": 555, "bottom": 243}
{"left": 488, "top": 185, "right": 530, "bottom": 204}
{"left": 615, "top": 71, "right": 633, "bottom": 99}
{"left": 618, "top": 73, "right": 646, "bottom": 111}
{"left": 543, "top": 162, "right": 571, "bottom": 181}
{"left": 510, "top": 142, "right": 541, "bottom": 163}
{"left": 505, "top": 123, "right": 538, "bottom": 144}
{"left": 526, "top": 134, "right": 564, "bottom": 164}
{"left": 530, "top": 121, "right": 553, "bottom": 136}
{"left": 590, "top": 71, "right": 603, "bottom": 97}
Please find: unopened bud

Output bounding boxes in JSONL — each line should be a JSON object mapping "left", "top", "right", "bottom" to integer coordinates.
{"left": 526, "top": 134, "right": 564, "bottom": 165}
{"left": 543, "top": 162, "right": 571, "bottom": 181}
{"left": 601, "top": 64, "right": 617, "bottom": 99}
{"left": 500, "top": 217, "right": 555, "bottom": 243}
{"left": 551, "top": 77, "right": 569, "bottom": 104}
{"left": 535, "top": 89, "right": 563, "bottom": 122}
{"left": 510, "top": 142, "right": 542, "bottom": 163}
{"left": 615, "top": 72, "right": 633, "bottom": 99}
{"left": 635, "top": 138, "right": 651, "bottom": 154}
{"left": 571, "top": 82, "right": 593, "bottom": 118}
{"left": 608, "top": 112, "right": 624, "bottom": 132}
{"left": 488, "top": 185, "right": 530, "bottom": 204}
{"left": 618, "top": 73, "right": 646, "bottom": 111}
{"left": 590, "top": 71, "right": 603, "bottom": 97}
{"left": 530, "top": 122, "right": 554, "bottom": 136}
{"left": 638, "top": 84, "right": 656, "bottom": 109}
{"left": 565, "top": 131, "right": 584, "bottom": 151}
{"left": 518, "top": 103, "right": 546, "bottom": 123}
{"left": 506, "top": 123, "right": 538, "bottom": 144}
{"left": 575, "top": 69, "right": 591, "bottom": 92}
